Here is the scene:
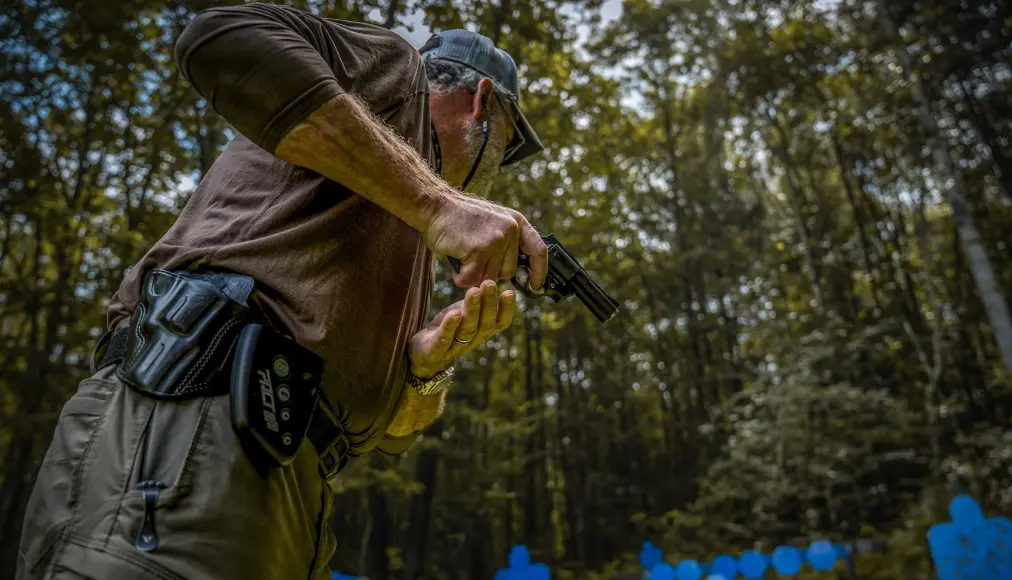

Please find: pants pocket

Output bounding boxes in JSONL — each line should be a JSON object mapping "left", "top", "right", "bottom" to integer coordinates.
{"left": 113, "top": 392, "right": 216, "bottom": 553}
{"left": 129, "top": 395, "right": 215, "bottom": 497}
{"left": 19, "top": 376, "right": 117, "bottom": 575}
{"left": 110, "top": 395, "right": 329, "bottom": 579}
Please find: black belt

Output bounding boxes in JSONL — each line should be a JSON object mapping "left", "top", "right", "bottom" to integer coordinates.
{"left": 94, "top": 321, "right": 352, "bottom": 481}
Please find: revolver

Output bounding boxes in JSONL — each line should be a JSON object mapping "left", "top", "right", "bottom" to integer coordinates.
{"left": 448, "top": 234, "right": 619, "bottom": 323}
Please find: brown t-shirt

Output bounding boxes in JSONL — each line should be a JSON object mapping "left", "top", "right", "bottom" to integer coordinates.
{"left": 107, "top": 3, "right": 435, "bottom": 455}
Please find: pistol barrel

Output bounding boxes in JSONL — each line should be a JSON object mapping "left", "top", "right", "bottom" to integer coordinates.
{"left": 571, "top": 271, "right": 619, "bottom": 323}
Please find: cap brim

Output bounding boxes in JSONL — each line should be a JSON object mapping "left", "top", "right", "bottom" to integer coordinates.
{"left": 501, "top": 102, "right": 544, "bottom": 167}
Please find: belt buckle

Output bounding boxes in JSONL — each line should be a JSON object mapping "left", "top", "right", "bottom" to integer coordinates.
{"left": 318, "top": 432, "right": 350, "bottom": 481}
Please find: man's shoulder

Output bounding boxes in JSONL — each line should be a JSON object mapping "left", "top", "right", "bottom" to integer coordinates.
{"left": 327, "top": 18, "right": 418, "bottom": 53}
{"left": 235, "top": 3, "right": 424, "bottom": 72}
{"left": 319, "top": 17, "right": 426, "bottom": 92}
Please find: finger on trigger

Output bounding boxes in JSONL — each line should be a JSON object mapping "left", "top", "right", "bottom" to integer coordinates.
{"left": 481, "top": 253, "right": 498, "bottom": 287}
{"left": 519, "top": 219, "right": 549, "bottom": 291}
{"left": 498, "top": 221, "right": 520, "bottom": 280}
{"left": 455, "top": 260, "right": 481, "bottom": 289}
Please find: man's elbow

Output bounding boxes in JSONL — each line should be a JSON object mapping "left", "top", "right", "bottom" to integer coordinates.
{"left": 173, "top": 7, "right": 223, "bottom": 88}
{"left": 174, "top": 5, "right": 268, "bottom": 91}
{"left": 386, "top": 391, "right": 446, "bottom": 437}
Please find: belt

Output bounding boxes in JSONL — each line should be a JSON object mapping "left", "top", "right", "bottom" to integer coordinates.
{"left": 93, "top": 321, "right": 352, "bottom": 482}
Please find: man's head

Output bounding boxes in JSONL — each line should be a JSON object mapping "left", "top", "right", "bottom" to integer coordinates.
{"left": 420, "top": 30, "right": 543, "bottom": 196}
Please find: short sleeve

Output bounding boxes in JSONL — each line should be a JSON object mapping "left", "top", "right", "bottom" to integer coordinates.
{"left": 174, "top": 3, "right": 423, "bottom": 153}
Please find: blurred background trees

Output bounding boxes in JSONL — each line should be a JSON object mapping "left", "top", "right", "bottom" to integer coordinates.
{"left": 1, "top": 0, "right": 1010, "bottom": 578}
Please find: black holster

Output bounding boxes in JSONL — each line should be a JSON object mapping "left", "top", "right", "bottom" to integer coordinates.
{"left": 116, "top": 269, "right": 253, "bottom": 399}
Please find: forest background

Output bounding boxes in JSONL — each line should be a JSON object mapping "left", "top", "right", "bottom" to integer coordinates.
{"left": 1, "top": 0, "right": 1010, "bottom": 578}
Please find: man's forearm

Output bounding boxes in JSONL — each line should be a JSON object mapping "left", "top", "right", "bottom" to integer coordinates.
{"left": 386, "top": 387, "right": 445, "bottom": 437}
{"left": 277, "top": 95, "right": 451, "bottom": 437}
{"left": 275, "top": 94, "right": 449, "bottom": 233}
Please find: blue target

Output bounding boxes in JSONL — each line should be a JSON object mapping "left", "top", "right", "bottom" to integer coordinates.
{"left": 641, "top": 541, "right": 664, "bottom": 571}
{"left": 807, "top": 540, "right": 838, "bottom": 571}
{"left": 710, "top": 555, "right": 737, "bottom": 578}
{"left": 738, "top": 551, "right": 767, "bottom": 579}
{"left": 650, "top": 563, "right": 677, "bottom": 580}
{"left": 772, "top": 546, "right": 803, "bottom": 575}
{"left": 674, "top": 560, "right": 703, "bottom": 580}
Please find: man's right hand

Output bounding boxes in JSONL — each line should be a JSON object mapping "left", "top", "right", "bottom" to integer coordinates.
{"left": 423, "top": 191, "right": 549, "bottom": 290}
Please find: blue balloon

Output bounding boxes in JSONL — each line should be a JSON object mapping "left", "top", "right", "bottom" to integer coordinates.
{"left": 928, "top": 521, "right": 962, "bottom": 580}
{"left": 497, "top": 544, "right": 552, "bottom": 580}
{"left": 989, "top": 516, "right": 1012, "bottom": 564}
{"left": 528, "top": 562, "right": 551, "bottom": 580}
{"left": 834, "top": 543, "right": 850, "bottom": 561}
{"left": 650, "top": 563, "right": 677, "bottom": 580}
{"left": 807, "top": 540, "right": 838, "bottom": 571}
{"left": 674, "top": 560, "right": 703, "bottom": 580}
{"left": 772, "top": 546, "right": 803, "bottom": 575}
{"left": 738, "top": 551, "right": 767, "bottom": 579}
{"left": 950, "top": 495, "right": 986, "bottom": 535}
{"left": 927, "top": 497, "right": 1005, "bottom": 580}
{"left": 641, "top": 541, "right": 664, "bottom": 571}
{"left": 710, "top": 555, "right": 737, "bottom": 578}
{"left": 509, "top": 545, "right": 532, "bottom": 568}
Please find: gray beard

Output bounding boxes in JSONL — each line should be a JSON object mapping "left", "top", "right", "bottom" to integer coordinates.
{"left": 461, "top": 118, "right": 504, "bottom": 196}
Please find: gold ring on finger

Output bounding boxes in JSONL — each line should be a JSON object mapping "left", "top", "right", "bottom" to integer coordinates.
{"left": 453, "top": 335, "right": 474, "bottom": 346}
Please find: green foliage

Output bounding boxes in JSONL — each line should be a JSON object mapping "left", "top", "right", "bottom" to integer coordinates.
{"left": 2, "top": 0, "right": 1011, "bottom": 579}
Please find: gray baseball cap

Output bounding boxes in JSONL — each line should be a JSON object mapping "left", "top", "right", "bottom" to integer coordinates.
{"left": 419, "top": 29, "right": 545, "bottom": 166}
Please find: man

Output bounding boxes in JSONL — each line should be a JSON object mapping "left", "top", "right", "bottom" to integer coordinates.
{"left": 17, "top": 3, "right": 549, "bottom": 579}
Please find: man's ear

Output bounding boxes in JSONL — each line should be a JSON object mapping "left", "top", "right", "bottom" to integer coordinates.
{"left": 472, "top": 78, "right": 494, "bottom": 121}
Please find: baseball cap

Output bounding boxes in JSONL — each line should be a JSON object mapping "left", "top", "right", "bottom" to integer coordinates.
{"left": 419, "top": 29, "right": 544, "bottom": 166}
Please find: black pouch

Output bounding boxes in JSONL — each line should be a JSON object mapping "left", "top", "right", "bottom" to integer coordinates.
{"left": 229, "top": 323, "right": 323, "bottom": 468}
{"left": 117, "top": 269, "right": 253, "bottom": 399}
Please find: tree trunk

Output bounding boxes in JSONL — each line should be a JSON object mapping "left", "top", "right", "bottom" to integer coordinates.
{"left": 382, "top": 0, "right": 400, "bottom": 30}
{"left": 878, "top": 0, "right": 1012, "bottom": 373}
{"left": 960, "top": 77, "right": 1012, "bottom": 202}
{"left": 767, "top": 107, "right": 825, "bottom": 311}
{"left": 522, "top": 313, "right": 539, "bottom": 554}
{"left": 831, "top": 131, "right": 884, "bottom": 314}
{"left": 492, "top": 0, "right": 512, "bottom": 46}
{"left": 400, "top": 420, "right": 442, "bottom": 580}
{"left": 367, "top": 459, "right": 392, "bottom": 580}
{"left": 198, "top": 102, "right": 223, "bottom": 183}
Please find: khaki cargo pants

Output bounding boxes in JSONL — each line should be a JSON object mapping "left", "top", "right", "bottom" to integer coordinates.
{"left": 17, "top": 351, "right": 337, "bottom": 580}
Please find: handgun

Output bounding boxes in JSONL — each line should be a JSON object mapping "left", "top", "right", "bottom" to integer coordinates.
{"left": 448, "top": 234, "right": 619, "bottom": 323}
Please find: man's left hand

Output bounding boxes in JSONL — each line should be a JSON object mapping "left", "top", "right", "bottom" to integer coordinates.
{"left": 408, "top": 280, "right": 517, "bottom": 379}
